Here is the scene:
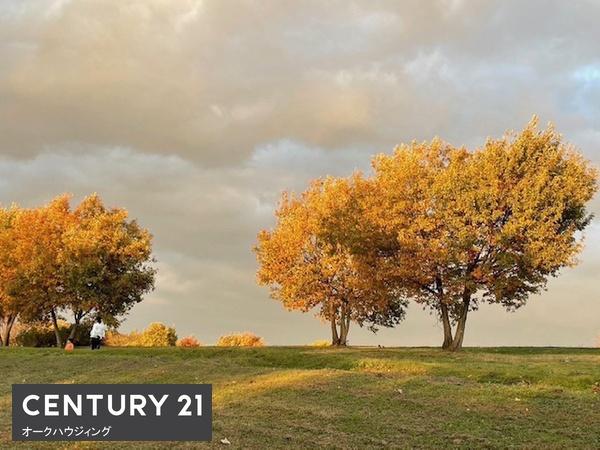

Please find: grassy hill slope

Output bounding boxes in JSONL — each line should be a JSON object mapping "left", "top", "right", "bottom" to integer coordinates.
{"left": 1, "top": 346, "right": 600, "bottom": 449}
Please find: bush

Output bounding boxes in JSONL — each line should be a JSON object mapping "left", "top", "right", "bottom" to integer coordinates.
{"left": 217, "top": 332, "right": 264, "bottom": 347}
{"left": 104, "top": 330, "right": 142, "bottom": 347}
{"left": 104, "top": 322, "right": 177, "bottom": 347}
{"left": 140, "top": 322, "right": 177, "bottom": 347}
{"left": 14, "top": 323, "right": 66, "bottom": 347}
{"left": 310, "top": 339, "right": 331, "bottom": 347}
{"left": 176, "top": 335, "right": 201, "bottom": 348}
{"left": 14, "top": 320, "right": 93, "bottom": 347}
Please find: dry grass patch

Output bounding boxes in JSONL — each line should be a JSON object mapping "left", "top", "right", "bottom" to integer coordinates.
{"left": 354, "top": 358, "right": 429, "bottom": 376}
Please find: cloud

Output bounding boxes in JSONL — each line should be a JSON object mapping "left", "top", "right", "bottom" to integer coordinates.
{"left": 1, "top": 0, "right": 598, "bottom": 164}
{"left": 0, "top": 0, "right": 599, "bottom": 345}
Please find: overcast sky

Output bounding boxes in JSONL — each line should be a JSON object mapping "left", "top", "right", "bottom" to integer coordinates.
{"left": 1, "top": 0, "right": 599, "bottom": 346}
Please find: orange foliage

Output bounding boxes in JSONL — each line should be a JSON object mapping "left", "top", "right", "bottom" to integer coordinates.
{"left": 176, "top": 335, "right": 201, "bottom": 348}
{"left": 105, "top": 323, "right": 177, "bottom": 347}
{"left": 217, "top": 332, "right": 264, "bottom": 347}
{"left": 255, "top": 118, "right": 597, "bottom": 351}
{"left": 370, "top": 118, "right": 597, "bottom": 350}
{"left": 140, "top": 322, "right": 177, "bottom": 347}
{"left": 0, "top": 193, "right": 155, "bottom": 347}
{"left": 254, "top": 176, "right": 407, "bottom": 346}
{"left": 104, "top": 330, "right": 142, "bottom": 347}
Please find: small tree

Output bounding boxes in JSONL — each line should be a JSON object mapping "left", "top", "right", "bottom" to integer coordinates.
{"left": 0, "top": 206, "right": 20, "bottom": 346}
{"left": 372, "top": 119, "right": 597, "bottom": 350}
{"left": 255, "top": 176, "right": 407, "bottom": 346}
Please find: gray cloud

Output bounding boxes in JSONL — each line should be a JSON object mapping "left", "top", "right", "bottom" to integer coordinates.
{"left": 2, "top": 0, "right": 599, "bottom": 163}
{"left": 0, "top": 0, "right": 599, "bottom": 345}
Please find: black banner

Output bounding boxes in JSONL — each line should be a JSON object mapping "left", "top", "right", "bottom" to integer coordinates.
{"left": 12, "top": 384, "right": 212, "bottom": 441}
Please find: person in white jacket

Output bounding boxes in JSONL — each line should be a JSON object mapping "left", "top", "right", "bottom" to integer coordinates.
{"left": 90, "top": 317, "right": 107, "bottom": 350}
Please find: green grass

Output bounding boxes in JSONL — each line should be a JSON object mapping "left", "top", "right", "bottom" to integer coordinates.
{"left": 1, "top": 346, "right": 600, "bottom": 449}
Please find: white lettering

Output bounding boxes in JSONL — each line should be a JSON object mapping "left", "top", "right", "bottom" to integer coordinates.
{"left": 148, "top": 394, "right": 169, "bottom": 416}
{"left": 130, "top": 394, "right": 147, "bottom": 416}
{"left": 44, "top": 394, "right": 59, "bottom": 416}
{"left": 108, "top": 394, "right": 126, "bottom": 416}
{"left": 22, "top": 395, "right": 39, "bottom": 416}
{"left": 64, "top": 395, "right": 82, "bottom": 416}
{"left": 86, "top": 394, "right": 103, "bottom": 416}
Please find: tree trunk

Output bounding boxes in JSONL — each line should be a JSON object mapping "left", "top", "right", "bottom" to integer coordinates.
{"left": 440, "top": 303, "right": 453, "bottom": 350}
{"left": 440, "top": 308, "right": 453, "bottom": 350}
{"left": 0, "top": 325, "right": 8, "bottom": 347}
{"left": 435, "top": 276, "right": 453, "bottom": 350}
{"left": 338, "top": 309, "right": 350, "bottom": 346}
{"left": 68, "top": 310, "right": 83, "bottom": 341}
{"left": 328, "top": 303, "right": 352, "bottom": 347}
{"left": 337, "top": 316, "right": 346, "bottom": 346}
{"left": 330, "top": 314, "right": 339, "bottom": 346}
{"left": 330, "top": 303, "right": 351, "bottom": 347}
{"left": 448, "top": 294, "right": 471, "bottom": 352}
{"left": 50, "top": 308, "right": 63, "bottom": 348}
{"left": 0, "top": 314, "right": 17, "bottom": 347}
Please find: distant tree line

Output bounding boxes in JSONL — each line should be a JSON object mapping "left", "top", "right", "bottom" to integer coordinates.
{"left": 255, "top": 119, "right": 598, "bottom": 350}
{"left": 0, "top": 194, "right": 155, "bottom": 347}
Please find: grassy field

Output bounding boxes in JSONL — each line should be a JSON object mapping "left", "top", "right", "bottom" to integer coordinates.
{"left": 1, "top": 346, "right": 600, "bottom": 449}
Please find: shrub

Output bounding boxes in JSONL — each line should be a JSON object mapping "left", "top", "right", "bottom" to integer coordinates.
{"left": 104, "top": 323, "right": 177, "bottom": 347}
{"left": 310, "top": 339, "right": 330, "bottom": 347}
{"left": 140, "top": 322, "right": 177, "bottom": 347}
{"left": 104, "top": 330, "right": 142, "bottom": 347}
{"left": 14, "top": 320, "right": 92, "bottom": 347}
{"left": 217, "top": 332, "right": 264, "bottom": 347}
{"left": 14, "top": 322, "right": 66, "bottom": 347}
{"left": 176, "top": 335, "right": 201, "bottom": 348}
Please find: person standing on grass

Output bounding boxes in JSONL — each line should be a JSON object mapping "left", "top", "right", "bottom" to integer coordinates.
{"left": 90, "top": 317, "right": 107, "bottom": 350}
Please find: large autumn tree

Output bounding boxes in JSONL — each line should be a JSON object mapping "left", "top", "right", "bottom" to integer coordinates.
{"left": 372, "top": 119, "right": 597, "bottom": 350}
{"left": 60, "top": 194, "right": 156, "bottom": 341}
{"left": 11, "top": 195, "right": 72, "bottom": 346}
{"left": 255, "top": 176, "right": 407, "bottom": 346}
{"left": 0, "top": 198, "right": 72, "bottom": 346}
{"left": 0, "top": 194, "right": 156, "bottom": 347}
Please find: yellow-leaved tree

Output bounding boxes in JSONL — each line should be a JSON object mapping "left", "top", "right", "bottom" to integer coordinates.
{"left": 60, "top": 194, "right": 156, "bottom": 342}
{"left": 255, "top": 175, "right": 407, "bottom": 346}
{"left": 0, "top": 205, "right": 21, "bottom": 346}
{"left": 0, "top": 194, "right": 156, "bottom": 347}
{"left": 0, "top": 197, "right": 72, "bottom": 347}
{"left": 372, "top": 118, "right": 597, "bottom": 350}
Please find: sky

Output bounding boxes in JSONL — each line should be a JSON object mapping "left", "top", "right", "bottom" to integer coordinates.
{"left": 1, "top": 0, "right": 599, "bottom": 347}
